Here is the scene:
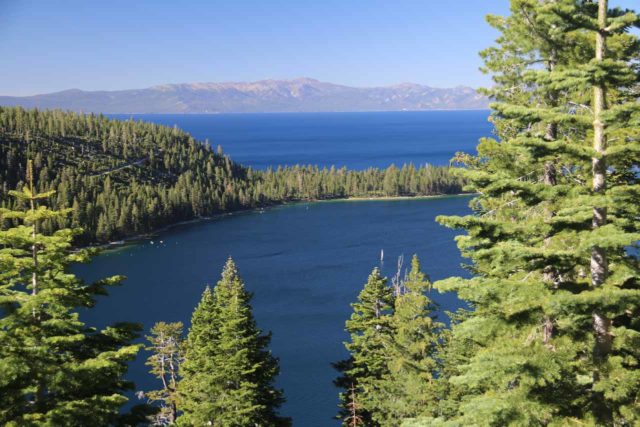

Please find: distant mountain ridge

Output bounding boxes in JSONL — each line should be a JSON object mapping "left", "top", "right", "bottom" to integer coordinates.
{"left": 0, "top": 78, "right": 488, "bottom": 113}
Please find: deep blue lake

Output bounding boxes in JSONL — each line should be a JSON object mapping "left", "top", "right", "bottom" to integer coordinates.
{"left": 76, "top": 197, "right": 471, "bottom": 426}
{"left": 110, "top": 110, "right": 491, "bottom": 170}
{"left": 78, "top": 111, "right": 488, "bottom": 425}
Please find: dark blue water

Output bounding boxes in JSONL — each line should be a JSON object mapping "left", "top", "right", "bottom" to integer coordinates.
{"left": 79, "top": 111, "right": 485, "bottom": 425}
{"left": 76, "top": 197, "right": 471, "bottom": 426}
{"left": 110, "top": 111, "right": 491, "bottom": 170}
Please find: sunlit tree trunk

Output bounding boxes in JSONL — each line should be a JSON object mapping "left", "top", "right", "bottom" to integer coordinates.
{"left": 591, "top": 0, "right": 611, "bottom": 362}
{"left": 591, "top": 0, "right": 612, "bottom": 422}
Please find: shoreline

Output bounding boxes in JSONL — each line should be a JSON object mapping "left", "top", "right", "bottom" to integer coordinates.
{"left": 89, "top": 193, "right": 472, "bottom": 251}
{"left": 330, "top": 193, "right": 471, "bottom": 202}
{"left": 110, "top": 109, "right": 490, "bottom": 116}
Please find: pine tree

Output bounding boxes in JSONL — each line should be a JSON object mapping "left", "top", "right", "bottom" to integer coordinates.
{"left": 372, "top": 255, "right": 442, "bottom": 426}
{"left": 335, "top": 267, "right": 395, "bottom": 426}
{"left": 175, "top": 286, "right": 217, "bottom": 425}
{"left": 177, "top": 258, "right": 289, "bottom": 427}
{"left": 145, "top": 321, "right": 184, "bottom": 426}
{"left": 0, "top": 162, "right": 145, "bottom": 426}
{"left": 425, "top": 1, "right": 640, "bottom": 425}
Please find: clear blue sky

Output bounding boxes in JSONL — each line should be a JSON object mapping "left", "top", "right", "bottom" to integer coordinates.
{"left": 0, "top": 0, "right": 637, "bottom": 96}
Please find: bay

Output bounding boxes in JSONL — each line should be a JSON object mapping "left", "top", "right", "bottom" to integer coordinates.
{"left": 75, "top": 196, "right": 471, "bottom": 426}
{"left": 78, "top": 110, "right": 487, "bottom": 425}
{"left": 110, "top": 110, "right": 491, "bottom": 170}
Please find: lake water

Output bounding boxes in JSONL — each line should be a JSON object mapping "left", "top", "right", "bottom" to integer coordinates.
{"left": 76, "top": 197, "right": 471, "bottom": 426}
{"left": 78, "top": 111, "right": 486, "bottom": 425}
{"left": 111, "top": 110, "right": 491, "bottom": 170}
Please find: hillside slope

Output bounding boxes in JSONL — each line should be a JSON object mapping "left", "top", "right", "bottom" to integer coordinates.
{"left": 0, "top": 107, "right": 464, "bottom": 243}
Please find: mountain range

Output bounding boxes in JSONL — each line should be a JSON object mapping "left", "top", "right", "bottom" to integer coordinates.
{"left": 0, "top": 78, "right": 489, "bottom": 114}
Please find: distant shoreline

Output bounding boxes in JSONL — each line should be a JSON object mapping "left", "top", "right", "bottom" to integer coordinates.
{"left": 108, "top": 109, "right": 491, "bottom": 116}
{"left": 90, "top": 193, "right": 472, "bottom": 252}
{"left": 332, "top": 194, "right": 471, "bottom": 202}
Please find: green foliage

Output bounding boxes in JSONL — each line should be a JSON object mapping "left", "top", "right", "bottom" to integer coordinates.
{"left": 177, "top": 258, "right": 289, "bottom": 427}
{"left": 427, "top": 1, "right": 640, "bottom": 425}
{"left": 0, "top": 107, "right": 465, "bottom": 244}
{"left": 335, "top": 267, "right": 395, "bottom": 426}
{"left": 0, "top": 177, "right": 145, "bottom": 426}
{"left": 373, "top": 256, "right": 443, "bottom": 425}
{"left": 336, "top": 257, "right": 444, "bottom": 426}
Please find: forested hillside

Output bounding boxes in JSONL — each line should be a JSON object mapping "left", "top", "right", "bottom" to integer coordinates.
{"left": 0, "top": 107, "right": 463, "bottom": 243}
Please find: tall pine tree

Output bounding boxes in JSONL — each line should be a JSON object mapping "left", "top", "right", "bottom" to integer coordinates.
{"left": 0, "top": 162, "right": 145, "bottom": 426}
{"left": 177, "top": 258, "right": 289, "bottom": 426}
{"left": 335, "top": 267, "right": 395, "bottom": 426}
{"left": 372, "top": 255, "right": 442, "bottom": 426}
{"left": 421, "top": 1, "right": 640, "bottom": 425}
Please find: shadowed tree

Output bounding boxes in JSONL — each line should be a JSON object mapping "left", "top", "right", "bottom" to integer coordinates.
{"left": 145, "top": 321, "right": 184, "bottom": 426}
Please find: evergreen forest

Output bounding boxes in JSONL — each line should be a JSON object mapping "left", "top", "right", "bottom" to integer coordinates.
{"left": 0, "top": 107, "right": 463, "bottom": 244}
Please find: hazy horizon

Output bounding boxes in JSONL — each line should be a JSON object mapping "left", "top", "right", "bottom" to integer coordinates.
{"left": 3, "top": 77, "right": 485, "bottom": 98}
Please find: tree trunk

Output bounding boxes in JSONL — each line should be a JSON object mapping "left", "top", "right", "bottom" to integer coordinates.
{"left": 543, "top": 48, "right": 558, "bottom": 185}
{"left": 591, "top": 0, "right": 612, "bottom": 422}
{"left": 31, "top": 219, "right": 38, "bottom": 296}
{"left": 29, "top": 161, "right": 39, "bottom": 298}
{"left": 591, "top": 0, "right": 610, "bottom": 362}
{"left": 542, "top": 52, "right": 558, "bottom": 341}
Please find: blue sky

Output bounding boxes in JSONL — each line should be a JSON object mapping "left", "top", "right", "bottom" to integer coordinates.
{"left": 0, "top": 0, "right": 637, "bottom": 96}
